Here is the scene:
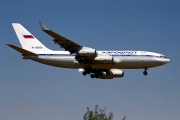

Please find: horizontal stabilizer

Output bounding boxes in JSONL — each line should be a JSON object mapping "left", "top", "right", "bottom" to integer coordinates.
{"left": 6, "top": 44, "right": 38, "bottom": 56}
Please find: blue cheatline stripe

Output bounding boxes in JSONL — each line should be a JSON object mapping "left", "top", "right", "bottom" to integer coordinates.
{"left": 39, "top": 54, "right": 76, "bottom": 56}
{"left": 38, "top": 54, "right": 163, "bottom": 58}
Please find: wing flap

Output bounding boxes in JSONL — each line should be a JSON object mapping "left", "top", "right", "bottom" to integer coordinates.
{"left": 6, "top": 44, "right": 38, "bottom": 56}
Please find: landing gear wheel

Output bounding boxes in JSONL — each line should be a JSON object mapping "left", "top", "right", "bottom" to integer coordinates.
{"left": 90, "top": 74, "right": 94, "bottom": 78}
{"left": 82, "top": 72, "right": 87, "bottom": 76}
{"left": 84, "top": 67, "right": 92, "bottom": 74}
{"left": 143, "top": 71, "right": 148, "bottom": 76}
{"left": 94, "top": 74, "right": 98, "bottom": 78}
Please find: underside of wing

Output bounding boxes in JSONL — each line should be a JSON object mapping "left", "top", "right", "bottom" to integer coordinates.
{"left": 38, "top": 21, "right": 82, "bottom": 54}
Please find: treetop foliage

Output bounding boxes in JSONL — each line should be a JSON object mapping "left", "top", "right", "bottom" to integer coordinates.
{"left": 83, "top": 105, "right": 126, "bottom": 120}
{"left": 83, "top": 105, "right": 113, "bottom": 120}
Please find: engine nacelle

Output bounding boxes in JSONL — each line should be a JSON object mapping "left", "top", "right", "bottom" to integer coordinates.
{"left": 76, "top": 47, "right": 96, "bottom": 57}
{"left": 98, "top": 69, "right": 124, "bottom": 79}
{"left": 94, "top": 56, "right": 121, "bottom": 64}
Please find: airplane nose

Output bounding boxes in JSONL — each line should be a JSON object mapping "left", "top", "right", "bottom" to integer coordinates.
{"left": 163, "top": 58, "right": 170, "bottom": 64}
{"left": 154, "top": 58, "right": 170, "bottom": 64}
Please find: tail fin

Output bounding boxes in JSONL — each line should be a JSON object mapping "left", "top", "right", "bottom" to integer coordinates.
{"left": 12, "top": 23, "right": 51, "bottom": 52}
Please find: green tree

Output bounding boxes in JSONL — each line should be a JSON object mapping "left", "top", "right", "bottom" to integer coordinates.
{"left": 83, "top": 105, "right": 113, "bottom": 120}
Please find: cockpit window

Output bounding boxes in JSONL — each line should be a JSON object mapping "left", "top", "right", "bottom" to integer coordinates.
{"left": 160, "top": 55, "right": 167, "bottom": 58}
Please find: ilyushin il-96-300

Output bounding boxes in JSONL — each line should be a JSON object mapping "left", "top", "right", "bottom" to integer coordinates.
{"left": 7, "top": 21, "right": 170, "bottom": 79}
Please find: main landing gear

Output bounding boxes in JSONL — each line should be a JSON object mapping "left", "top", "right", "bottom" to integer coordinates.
{"left": 82, "top": 66, "right": 92, "bottom": 76}
{"left": 82, "top": 71, "right": 87, "bottom": 76}
{"left": 82, "top": 71, "right": 98, "bottom": 78}
{"left": 90, "top": 74, "right": 94, "bottom": 78}
{"left": 90, "top": 74, "right": 98, "bottom": 78}
{"left": 143, "top": 68, "right": 148, "bottom": 76}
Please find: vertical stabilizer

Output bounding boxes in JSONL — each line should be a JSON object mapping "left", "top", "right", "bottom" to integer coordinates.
{"left": 12, "top": 23, "right": 51, "bottom": 52}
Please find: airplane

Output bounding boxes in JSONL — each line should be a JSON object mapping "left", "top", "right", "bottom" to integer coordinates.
{"left": 7, "top": 21, "right": 170, "bottom": 79}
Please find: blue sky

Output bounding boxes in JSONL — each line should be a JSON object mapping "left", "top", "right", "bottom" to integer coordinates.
{"left": 0, "top": 0, "right": 180, "bottom": 120}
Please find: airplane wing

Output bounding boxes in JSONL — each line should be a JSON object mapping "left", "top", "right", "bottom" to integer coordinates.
{"left": 38, "top": 21, "right": 82, "bottom": 54}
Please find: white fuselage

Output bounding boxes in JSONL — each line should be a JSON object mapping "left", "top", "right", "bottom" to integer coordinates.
{"left": 26, "top": 50, "right": 170, "bottom": 69}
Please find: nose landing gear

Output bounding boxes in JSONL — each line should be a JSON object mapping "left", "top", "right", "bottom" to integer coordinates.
{"left": 143, "top": 68, "right": 148, "bottom": 76}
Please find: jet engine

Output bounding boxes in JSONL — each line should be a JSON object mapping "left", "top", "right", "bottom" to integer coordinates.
{"left": 79, "top": 68, "right": 124, "bottom": 79}
{"left": 96, "top": 69, "right": 124, "bottom": 79}
{"left": 76, "top": 47, "right": 96, "bottom": 57}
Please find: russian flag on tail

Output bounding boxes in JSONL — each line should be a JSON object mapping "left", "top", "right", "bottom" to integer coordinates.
{"left": 23, "top": 34, "right": 34, "bottom": 39}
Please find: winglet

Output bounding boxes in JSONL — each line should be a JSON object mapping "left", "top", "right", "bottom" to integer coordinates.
{"left": 6, "top": 43, "right": 38, "bottom": 56}
{"left": 38, "top": 20, "right": 48, "bottom": 30}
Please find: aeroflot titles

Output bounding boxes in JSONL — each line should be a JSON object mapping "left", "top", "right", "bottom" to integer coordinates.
{"left": 102, "top": 51, "right": 137, "bottom": 54}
